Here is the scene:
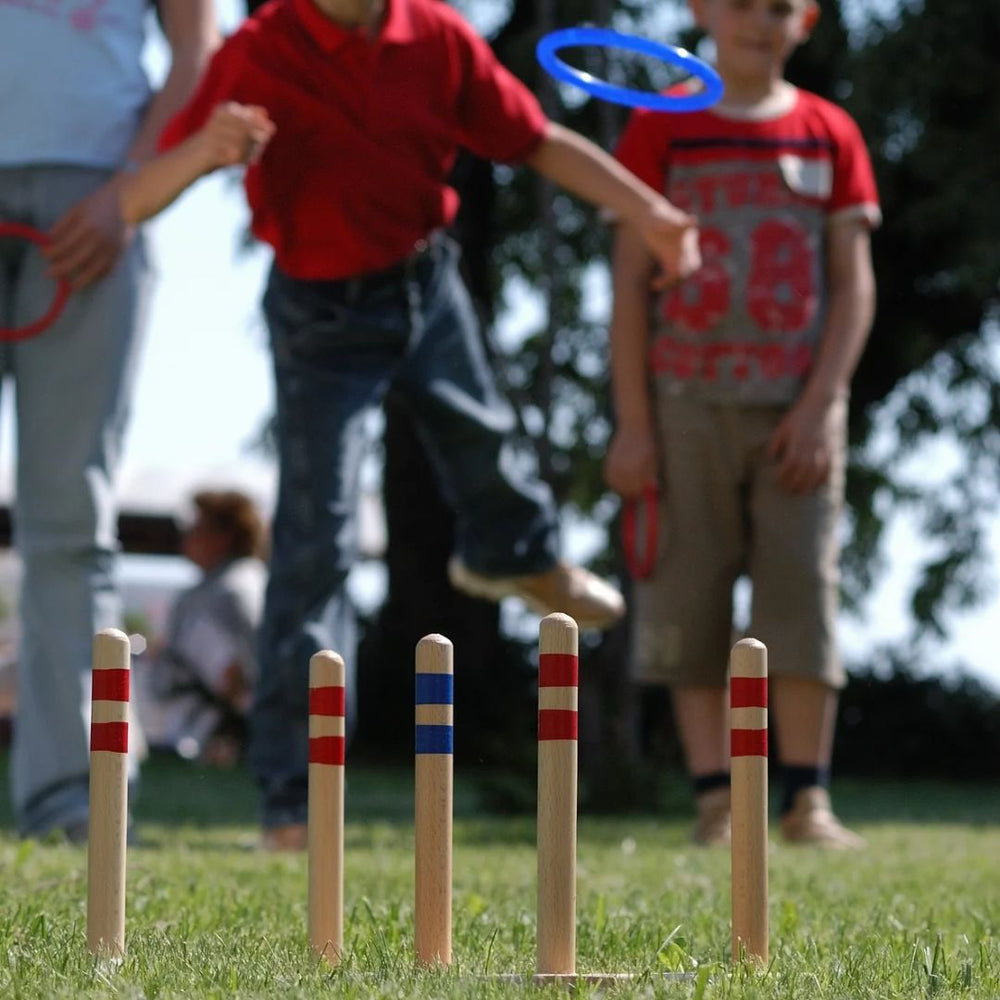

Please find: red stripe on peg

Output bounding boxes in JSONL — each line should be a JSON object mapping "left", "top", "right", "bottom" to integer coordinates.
{"left": 90, "top": 721, "right": 129, "bottom": 754}
{"left": 538, "top": 653, "right": 578, "bottom": 688}
{"left": 731, "top": 728, "right": 768, "bottom": 758}
{"left": 309, "top": 685, "right": 346, "bottom": 717}
{"left": 730, "top": 676, "right": 767, "bottom": 709}
{"left": 92, "top": 668, "right": 130, "bottom": 702}
{"left": 309, "top": 735, "right": 346, "bottom": 766}
{"left": 538, "top": 709, "right": 578, "bottom": 742}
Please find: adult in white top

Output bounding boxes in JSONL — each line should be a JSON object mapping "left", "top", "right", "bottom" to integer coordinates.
{"left": 0, "top": 1, "right": 219, "bottom": 840}
{"left": 136, "top": 490, "right": 268, "bottom": 768}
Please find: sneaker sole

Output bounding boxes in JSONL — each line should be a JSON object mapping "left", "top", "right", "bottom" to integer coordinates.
{"left": 448, "top": 561, "right": 621, "bottom": 630}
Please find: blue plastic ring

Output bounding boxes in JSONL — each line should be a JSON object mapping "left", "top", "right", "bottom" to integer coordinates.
{"left": 536, "top": 27, "right": 724, "bottom": 112}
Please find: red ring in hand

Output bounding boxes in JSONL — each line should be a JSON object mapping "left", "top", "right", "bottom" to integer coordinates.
{"left": 622, "top": 484, "right": 659, "bottom": 580}
{"left": 0, "top": 221, "right": 71, "bottom": 341}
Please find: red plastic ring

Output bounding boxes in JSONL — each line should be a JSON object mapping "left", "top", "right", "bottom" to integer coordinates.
{"left": 622, "top": 484, "right": 659, "bottom": 580}
{"left": 0, "top": 221, "right": 71, "bottom": 341}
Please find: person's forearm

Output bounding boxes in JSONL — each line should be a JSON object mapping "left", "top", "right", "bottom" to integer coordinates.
{"left": 526, "top": 122, "right": 667, "bottom": 223}
{"left": 125, "top": 51, "right": 215, "bottom": 168}
{"left": 801, "top": 268, "right": 876, "bottom": 407}
{"left": 610, "top": 229, "right": 656, "bottom": 429}
{"left": 123, "top": 0, "right": 220, "bottom": 169}
{"left": 119, "top": 137, "right": 214, "bottom": 224}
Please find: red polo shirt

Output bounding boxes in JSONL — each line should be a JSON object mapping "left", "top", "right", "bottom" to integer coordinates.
{"left": 160, "top": 0, "right": 549, "bottom": 279}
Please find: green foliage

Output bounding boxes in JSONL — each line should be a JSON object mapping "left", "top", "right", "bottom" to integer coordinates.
{"left": 848, "top": 0, "right": 1000, "bottom": 408}
{"left": 835, "top": 654, "right": 1000, "bottom": 780}
{"left": 841, "top": 0, "right": 1000, "bottom": 638}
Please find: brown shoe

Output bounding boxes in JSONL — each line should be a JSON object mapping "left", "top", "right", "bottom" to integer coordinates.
{"left": 262, "top": 823, "right": 307, "bottom": 852}
{"left": 692, "top": 787, "right": 731, "bottom": 847}
{"left": 781, "top": 787, "right": 865, "bottom": 850}
{"left": 447, "top": 558, "right": 625, "bottom": 630}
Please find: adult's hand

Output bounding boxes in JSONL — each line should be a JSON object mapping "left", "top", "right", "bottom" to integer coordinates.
{"left": 45, "top": 180, "right": 135, "bottom": 290}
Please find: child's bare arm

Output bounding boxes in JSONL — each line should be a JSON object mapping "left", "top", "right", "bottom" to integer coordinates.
{"left": 120, "top": 103, "right": 275, "bottom": 224}
{"left": 800, "top": 217, "right": 876, "bottom": 407}
{"left": 768, "top": 217, "right": 876, "bottom": 493}
{"left": 604, "top": 223, "right": 659, "bottom": 499}
{"left": 525, "top": 122, "right": 701, "bottom": 287}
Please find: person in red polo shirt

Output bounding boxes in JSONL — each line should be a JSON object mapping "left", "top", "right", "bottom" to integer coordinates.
{"left": 121, "top": 0, "right": 702, "bottom": 850}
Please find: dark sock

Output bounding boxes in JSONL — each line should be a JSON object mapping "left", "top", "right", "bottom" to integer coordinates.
{"left": 692, "top": 771, "right": 731, "bottom": 797}
{"left": 781, "top": 765, "right": 829, "bottom": 815}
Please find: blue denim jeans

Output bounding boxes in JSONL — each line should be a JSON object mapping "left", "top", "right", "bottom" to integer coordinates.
{"left": 0, "top": 165, "right": 151, "bottom": 835}
{"left": 250, "top": 234, "right": 559, "bottom": 827}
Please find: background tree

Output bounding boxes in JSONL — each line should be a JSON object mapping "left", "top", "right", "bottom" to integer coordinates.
{"left": 842, "top": 0, "right": 1000, "bottom": 644}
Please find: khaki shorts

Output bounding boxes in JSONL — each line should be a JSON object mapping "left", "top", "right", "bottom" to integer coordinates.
{"left": 632, "top": 394, "right": 847, "bottom": 689}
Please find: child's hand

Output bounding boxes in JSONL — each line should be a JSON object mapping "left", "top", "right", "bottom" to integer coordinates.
{"left": 604, "top": 426, "right": 658, "bottom": 499}
{"left": 198, "top": 102, "right": 275, "bottom": 171}
{"left": 637, "top": 203, "right": 701, "bottom": 289}
{"left": 767, "top": 396, "right": 840, "bottom": 494}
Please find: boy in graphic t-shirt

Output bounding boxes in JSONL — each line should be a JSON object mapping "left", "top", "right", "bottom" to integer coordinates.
{"left": 605, "top": 0, "right": 880, "bottom": 848}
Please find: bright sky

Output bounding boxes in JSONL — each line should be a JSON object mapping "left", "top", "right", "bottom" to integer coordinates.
{"left": 115, "top": 176, "right": 275, "bottom": 513}
{"left": 1, "top": 0, "right": 997, "bottom": 695}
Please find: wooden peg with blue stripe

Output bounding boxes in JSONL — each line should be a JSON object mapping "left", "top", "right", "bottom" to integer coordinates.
{"left": 415, "top": 634, "right": 453, "bottom": 966}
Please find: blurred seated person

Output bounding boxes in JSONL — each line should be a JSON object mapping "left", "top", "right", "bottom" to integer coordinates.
{"left": 137, "top": 489, "right": 267, "bottom": 766}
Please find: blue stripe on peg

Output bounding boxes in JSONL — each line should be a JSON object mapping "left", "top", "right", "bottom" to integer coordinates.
{"left": 416, "top": 724, "right": 454, "bottom": 755}
{"left": 416, "top": 672, "right": 454, "bottom": 705}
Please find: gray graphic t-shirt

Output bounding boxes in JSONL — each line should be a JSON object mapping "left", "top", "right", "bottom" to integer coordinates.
{"left": 616, "top": 88, "right": 880, "bottom": 405}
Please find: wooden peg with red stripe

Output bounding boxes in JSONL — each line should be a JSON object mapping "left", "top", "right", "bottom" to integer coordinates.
{"left": 536, "top": 613, "right": 578, "bottom": 976}
{"left": 730, "top": 638, "right": 768, "bottom": 964}
{"left": 87, "top": 628, "right": 131, "bottom": 958}
{"left": 308, "top": 650, "right": 346, "bottom": 964}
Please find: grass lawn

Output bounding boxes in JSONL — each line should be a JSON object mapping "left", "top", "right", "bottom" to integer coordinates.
{"left": 1, "top": 753, "right": 998, "bottom": 998}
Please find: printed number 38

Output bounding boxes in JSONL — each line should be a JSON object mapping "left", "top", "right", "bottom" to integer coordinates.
{"left": 663, "top": 218, "right": 817, "bottom": 334}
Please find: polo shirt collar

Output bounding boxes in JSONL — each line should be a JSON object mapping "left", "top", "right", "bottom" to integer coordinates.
{"left": 291, "top": 0, "right": 414, "bottom": 50}
{"left": 380, "top": 0, "right": 414, "bottom": 44}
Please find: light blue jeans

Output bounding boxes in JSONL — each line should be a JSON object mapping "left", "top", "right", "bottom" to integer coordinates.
{"left": 251, "top": 234, "right": 559, "bottom": 828}
{"left": 0, "top": 165, "right": 151, "bottom": 835}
